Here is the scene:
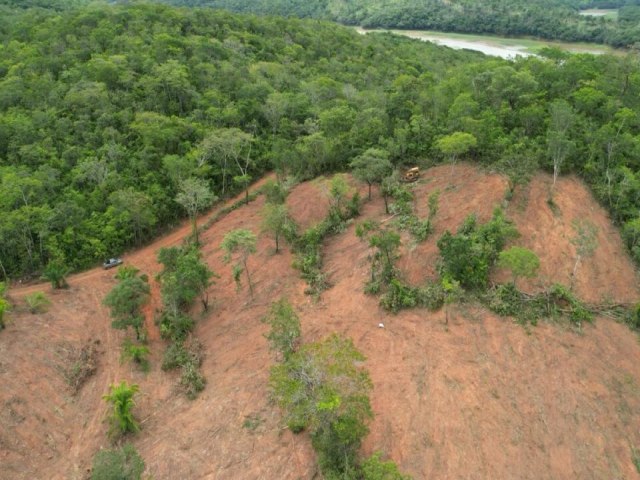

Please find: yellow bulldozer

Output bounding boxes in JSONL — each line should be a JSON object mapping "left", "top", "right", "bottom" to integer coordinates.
{"left": 402, "top": 167, "right": 420, "bottom": 182}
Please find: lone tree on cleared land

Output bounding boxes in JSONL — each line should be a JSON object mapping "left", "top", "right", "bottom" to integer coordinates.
{"left": 103, "top": 275, "right": 150, "bottom": 341}
{"left": 221, "top": 229, "right": 257, "bottom": 296}
{"left": 350, "top": 148, "right": 393, "bottom": 200}
{"left": 262, "top": 203, "right": 295, "bottom": 254}
{"left": 175, "top": 177, "right": 216, "bottom": 245}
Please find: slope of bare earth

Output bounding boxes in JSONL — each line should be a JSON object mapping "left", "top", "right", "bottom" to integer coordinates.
{"left": 1, "top": 164, "right": 639, "bottom": 480}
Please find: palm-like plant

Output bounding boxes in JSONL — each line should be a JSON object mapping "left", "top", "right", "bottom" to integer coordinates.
{"left": 103, "top": 381, "right": 140, "bottom": 436}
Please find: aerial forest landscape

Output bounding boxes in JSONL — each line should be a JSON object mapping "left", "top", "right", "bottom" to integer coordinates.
{"left": 2, "top": 0, "right": 640, "bottom": 479}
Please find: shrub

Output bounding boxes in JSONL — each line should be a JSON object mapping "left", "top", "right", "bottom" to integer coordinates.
{"left": 270, "top": 334, "right": 373, "bottom": 477}
{"left": 262, "top": 298, "right": 301, "bottom": 361}
{"left": 380, "top": 279, "right": 417, "bottom": 313}
{"left": 25, "top": 291, "right": 50, "bottom": 314}
{"left": 180, "top": 361, "right": 206, "bottom": 399}
{"left": 103, "top": 381, "right": 140, "bottom": 437}
{"left": 91, "top": 443, "right": 144, "bottom": 480}
{"left": 41, "top": 259, "right": 70, "bottom": 289}
{"left": 360, "top": 452, "right": 411, "bottom": 480}
{"left": 159, "top": 312, "right": 194, "bottom": 342}
{"left": 121, "top": 339, "right": 150, "bottom": 372}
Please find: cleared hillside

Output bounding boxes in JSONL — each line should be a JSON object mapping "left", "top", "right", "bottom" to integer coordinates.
{"left": 2, "top": 166, "right": 639, "bottom": 479}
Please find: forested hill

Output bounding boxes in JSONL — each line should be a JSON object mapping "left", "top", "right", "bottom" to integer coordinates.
{"left": 162, "top": 0, "right": 640, "bottom": 47}
{"left": 2, "top": 3, "right": 640, "bottom": 281}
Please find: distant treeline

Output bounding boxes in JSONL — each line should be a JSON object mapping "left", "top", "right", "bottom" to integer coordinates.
{"left": 2, "top": 3, "right": 640, "bottom": 279}
{"left": 161, "top": 0, "right": 640, "bottom": 47}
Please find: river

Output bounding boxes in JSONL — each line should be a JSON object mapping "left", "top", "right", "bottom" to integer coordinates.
{"left": 355, "top": 27, "right": 616, "bottom": 60}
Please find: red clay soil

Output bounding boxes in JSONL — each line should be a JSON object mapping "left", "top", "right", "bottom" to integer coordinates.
{"left": 2, "top": 165, "right": 640, "bottom": 480}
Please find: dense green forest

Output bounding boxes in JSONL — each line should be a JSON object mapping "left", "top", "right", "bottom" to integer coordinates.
{"left": 2, "top": 3, "right": 640, "bottom": 280}
{"left": 162, "top": 0, "right": 640, "bottom": 47}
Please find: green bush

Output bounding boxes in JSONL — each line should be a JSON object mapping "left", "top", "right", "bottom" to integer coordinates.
{"left": 25, "top": 291, "right": 50, "bottom": 314}
{"left": 380, "top": 279, "right": 417, "bottom": 313}
{"left": 121, "top": 339, "right": 150, "bottom": 372}
{"left": 103, "top": 381, "right": 140, "bottom": 437}
{"left": 414, "top": 282, "right": 446, "bottom": 311}
{"left": 91, "top": 444, "right": 144, "bottom": 480}
{"left": 159, "top": 312, "right": 194, "bottom": 342}
{"left": 360, "top": 452, "right": 411, "bottom": 480}
{"left": 437, "top": 210, "right": 517, "bottom": 290}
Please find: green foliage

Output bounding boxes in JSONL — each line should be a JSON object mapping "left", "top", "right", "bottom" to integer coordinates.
{"left": 182, "top": 0, "right": 639, "bottom": 48}
{"left": 380, "top": 279, "right": 417, "bottom": 313}
{"left": 262, "top": 203, "right": 296, "bottom": 254}
{"left": 292, "top": 180, "right": 361, "bottom": 296}
{"left": 361, "top": 452, "right": 412, "bottom": 480}
{"left": 388, "top": 184, "right": 432, "bottom": 242}
{"left": 632, "top": 446, "right": 640, "bottom": 474}
{"left": 262, "top": 298, "right": 301, "bottom": 361}
{"left": 350, "top": 148, "right": 393, "bottom": 200}
{"left": 498, "top": 246, "right": 540, "bottom": 285}
{"left": 427, "top": 190, "right": 440, "bottom": 221}
{"left": 437, "top": 210, "right": 518, "bottom": 290}
{"left": 485, "top": 282, "right": 593, "bottom": 327}
{"left": 263, "top": 179, "right": 289, "bottom": 205}
{"left": 161, "top": 337, "right": 205, "bottom": 398}
{"left": 121, "top": 339, "right": 150, "bottom": 372}
{"left": 115, "top": 265, "right": 140, "bottom": 281}
{"left": 41, "top": 260, "right": 70, "bottom": 289}
{"left": 103, "top": 274, "right": 150, "bottom": 341}
{"left": 157, "top": 246, "right": 215, "bottom": 317}
{"left": 269, "top": 334, "right": 373, "bottom": 477}
{"left": 176, "top": 177, "right": 217, "bottom": 245}
{"left": 103, "top": 381, "right": 140, "bottom": 437}
{"left": 91, "top": 444, "right": 145, "bottom": 480}
{"left": 357, "top": 220, "right": 401, "bottom": 293}
{"left": 221, "top": 229, "right": 257, "bottom": 296}
{"left": 25, "top": 291, "right": 50, "bottom": 314}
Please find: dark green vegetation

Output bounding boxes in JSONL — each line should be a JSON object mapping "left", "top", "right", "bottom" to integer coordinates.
{"left": 164, "top": 0, "right": 640, "bottom": 47}
{"left": 4, "top": 4, "right": 640, "bottom": 282}
{"left": 91, "top": 443, "right": 145, "bottom": 480}
{"left": 267, "top": 299, "right": 408, "bottom": 479}
{"left": 103, "top": 380, "right": 140, "bottom": 437}
{"left": 156, "top": 245, "right": 213, "bottom": 398}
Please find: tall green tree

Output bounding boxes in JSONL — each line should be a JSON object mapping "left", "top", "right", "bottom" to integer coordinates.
{"left": 103, "top": 275, "right": 150, "bottom": 341}
{"left": 175, "top": 177, "right": 216, "bottom": 245}
{"left": 350, "top": 148, "right": 393, "bottom": 200}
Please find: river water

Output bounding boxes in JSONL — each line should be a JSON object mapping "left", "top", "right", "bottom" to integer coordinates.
{"left": 355, "top": 27, "right": 614, "bottom": 60}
